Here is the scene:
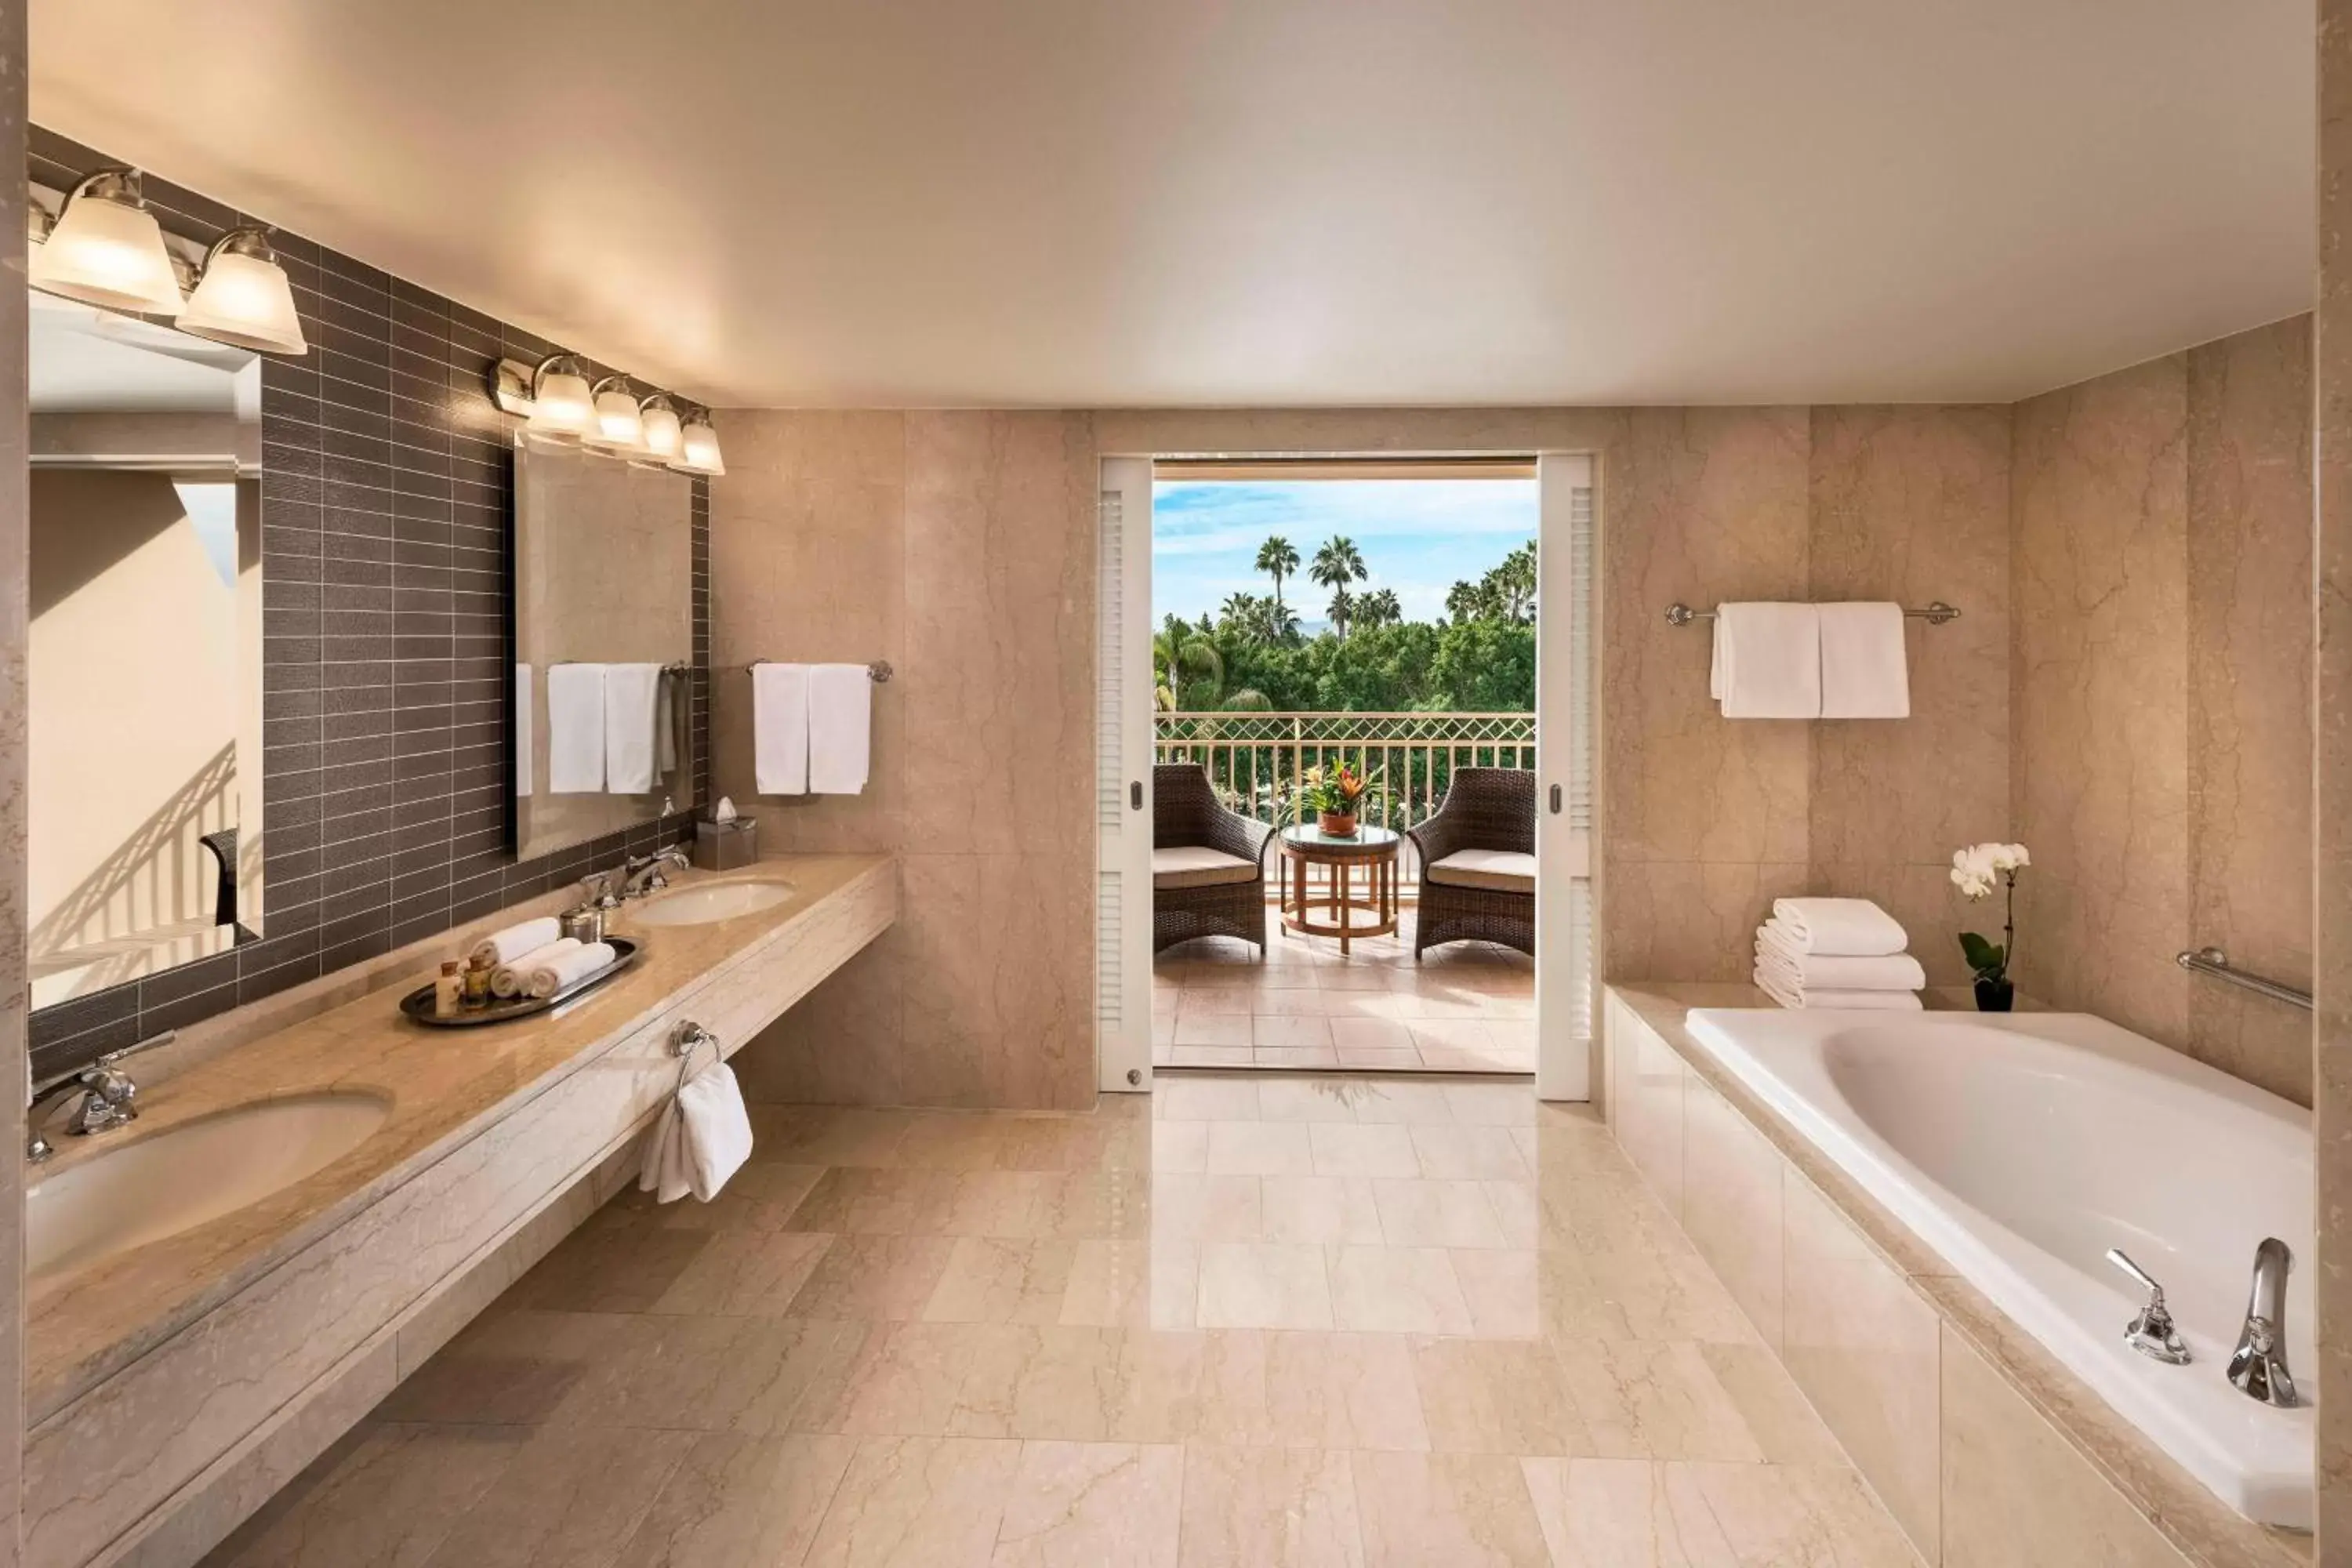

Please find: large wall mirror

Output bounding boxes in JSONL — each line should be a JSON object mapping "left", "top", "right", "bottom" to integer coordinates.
{"left": 28, "top": 289, "right": 263, "bottom": 1007}
{"left": 514, "top": 439, "right": 695, "bottom": 859}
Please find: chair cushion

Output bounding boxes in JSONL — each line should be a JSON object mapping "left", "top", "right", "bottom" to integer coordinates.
{"left": 1427, "top": 848, "right": 1537, "bottom": 895}
{"left": 1152, "top": 845, "right": 1261, "bottom": 890}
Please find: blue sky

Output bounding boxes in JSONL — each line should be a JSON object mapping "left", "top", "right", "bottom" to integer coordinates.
{"left": 1152, "top": 479, "right": 1538, "bottom": 626}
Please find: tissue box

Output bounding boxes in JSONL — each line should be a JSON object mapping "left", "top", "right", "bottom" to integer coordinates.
{"left": 692, "top": 817, "right": 760, "bottom": 872}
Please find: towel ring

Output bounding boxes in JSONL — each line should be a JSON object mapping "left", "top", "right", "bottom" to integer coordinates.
{"left": 670, "top": 1018, "right": 720, "bottom": 1094}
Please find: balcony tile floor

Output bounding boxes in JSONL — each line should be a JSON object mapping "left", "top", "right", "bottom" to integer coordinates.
{"left": 204, "top": 1080, "right": 1918, "bottom": 1568}
{"left": 1156, "top": 907, "right": 1536, "bottom": 1074}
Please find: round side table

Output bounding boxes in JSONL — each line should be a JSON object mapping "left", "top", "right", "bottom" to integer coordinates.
{"left": 1276, "top": 824, "right": 1401, "bottom": 955}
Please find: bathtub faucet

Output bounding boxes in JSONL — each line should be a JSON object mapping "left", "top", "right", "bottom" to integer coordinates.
{"left": 2226, "top": 1238, "right": 2298, "bottom": 1407}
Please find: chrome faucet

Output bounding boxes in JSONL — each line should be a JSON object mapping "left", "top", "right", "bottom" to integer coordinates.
{"left": 27, "top": 1031, "right": 176, "bottom": 1162}
{"left": 2227, "top": 1238, "right": 2298, "bottom": 1406}
{"left": 2105, "top": 1248, "right": 2190, "bottom": 1364}
{"left": 619, "top": 846, "right": 690, "bottom": 899}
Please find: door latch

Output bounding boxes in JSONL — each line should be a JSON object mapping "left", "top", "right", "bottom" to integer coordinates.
{"left": 1131, "top": 781, "right": 1142, "bottom": 810}
{"left": 1549, "top": 784, "right": 1563, "bottom": 815}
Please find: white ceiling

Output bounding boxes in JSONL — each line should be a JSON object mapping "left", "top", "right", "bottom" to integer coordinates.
{"left": 30, "top": 1, "right": 2316, "bottom": 409}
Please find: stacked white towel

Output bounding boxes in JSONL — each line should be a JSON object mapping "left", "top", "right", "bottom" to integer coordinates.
{"left": 1753, "top": 897, "right": 1924, "bottom": 1011}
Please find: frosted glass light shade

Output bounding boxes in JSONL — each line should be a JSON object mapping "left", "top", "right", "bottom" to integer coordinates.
{"left": 637, "top": 397, "right": 684, "bottom": 463}
{"left": 31, "top": 172, "right": 184, "bottom": 315}
{"left": 176, "top": 233, "right": 307, "bottom": 354}
{"left": 525, "top": 358, "right": 596, "bottom": 442}
{"left": 583, "top": 383, "right": 647, "bottom": 455}
{"left": 673, "top": 415, "right": 725, "bottom": 477}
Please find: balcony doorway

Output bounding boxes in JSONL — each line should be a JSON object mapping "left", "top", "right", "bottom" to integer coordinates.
{"left": 1094, "top": 454, "right": 1594, "bottom": 1097}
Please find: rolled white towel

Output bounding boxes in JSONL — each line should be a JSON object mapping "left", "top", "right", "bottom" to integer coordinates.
{"left": 471, "top": 916, "right": 563, "bottom": 969}
{"left": 525, "top": 940, "right": 618, "bottom": 999}
{"left": 1767, "top": 898, "right": 1907, "bottom": 957}
{"left": 1755, "top": 929, "right": 1926, "bottom": 991}
{"left": 492, "top": 937, "right": 581, "bottom": 999}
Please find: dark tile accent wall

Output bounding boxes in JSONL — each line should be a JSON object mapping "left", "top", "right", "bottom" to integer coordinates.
{"left": 27, "top": 127, "right": 710, "bottom": 1078}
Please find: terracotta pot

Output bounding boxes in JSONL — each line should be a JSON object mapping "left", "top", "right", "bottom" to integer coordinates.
{"left": 1973, "top": 975, "right": 2015, "bottom": 1012}
{"left": 1318, "top": 811, "right": 1358, "bottom": 837}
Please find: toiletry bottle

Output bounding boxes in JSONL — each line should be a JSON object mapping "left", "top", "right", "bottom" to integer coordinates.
{"left": 434, "top": 960, "right": 463, "bottom": 1016}
{"left": 461, "top": 953, "right": 495, "bottom": 1009}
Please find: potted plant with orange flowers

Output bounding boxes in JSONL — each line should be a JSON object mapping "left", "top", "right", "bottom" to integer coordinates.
{"left": 1298, "top": 761, "right": 1379, "bottom": 837}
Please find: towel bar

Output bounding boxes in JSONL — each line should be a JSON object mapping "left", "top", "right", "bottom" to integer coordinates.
{"left": 2176, "top": 947, "right": 2312, "bottom": 1011}
{"left": 1664, "top": 601, "right": 1960, "bottom": 627}
{"left": 739, "top": 659, "right": 892, "bottom": 683}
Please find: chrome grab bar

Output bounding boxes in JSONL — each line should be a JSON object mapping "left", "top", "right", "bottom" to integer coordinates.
{"left": 2176, "top": 948, "right": 2311, "bottom": 1012}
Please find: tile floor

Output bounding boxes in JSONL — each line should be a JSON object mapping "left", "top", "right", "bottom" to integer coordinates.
{"left": 203, "top": 1076, "right": 1921, "bottom": 1567}
{"left": 1156, "top": 906, "right": 1537, "bottom": 1074}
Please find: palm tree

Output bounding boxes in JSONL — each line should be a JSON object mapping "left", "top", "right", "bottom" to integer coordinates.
{"left": 1308, "top": 536, "right": 1368, "bottom": 637}
{"left": 1154, "top": 614, "right": 1224, "bottom": 710}
{"left": 1256, "top": 536, "right": 1300, "bottom": 618}
{"left": 1357, "top": 588, "right": 1403, "bottom": 630}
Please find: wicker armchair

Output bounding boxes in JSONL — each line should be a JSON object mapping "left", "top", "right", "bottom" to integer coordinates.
{"left": 1406, "top": 768, "right": 1536, "bottom": 958}
{"left": 1152, "top": 763, "right": 1273, "bottom": 955}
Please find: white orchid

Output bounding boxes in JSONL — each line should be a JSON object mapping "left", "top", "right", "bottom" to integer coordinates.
{"left": 1987, "top": 843, "right": 2030, "bottom": 873}
{"left": 1949, "top": 844, "right": 1998, "bottom": 900}
{"left": 1950, "top": 841, "right": 2029, "bottom": 1007}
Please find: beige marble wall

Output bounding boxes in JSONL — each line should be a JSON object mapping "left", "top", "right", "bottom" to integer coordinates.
{"left": 717, "top": 412, "right": 1098, "bottom": 1112}
{"left": 0, "top": 0, "right": 29, "bottom": 1555}
{"left": 2012, "top": 318, "right": 2314, "bottom": 1105}
{"left": 2314, "top": 0, "right": 2352, "bottom": 1548}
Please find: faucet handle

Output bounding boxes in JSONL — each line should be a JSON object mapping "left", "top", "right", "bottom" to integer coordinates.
{"left": 2105, "top": 1248, "right": 2190, "bottom": 1365}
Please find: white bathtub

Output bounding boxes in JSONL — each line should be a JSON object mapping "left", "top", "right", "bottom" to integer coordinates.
{"left": 1683, "top": 1007, "right": 2314, "bottom": 1529}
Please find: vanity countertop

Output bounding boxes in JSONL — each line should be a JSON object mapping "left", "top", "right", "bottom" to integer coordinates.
{"left": 25, "top": 853, "right": 894, "bottom": 1420}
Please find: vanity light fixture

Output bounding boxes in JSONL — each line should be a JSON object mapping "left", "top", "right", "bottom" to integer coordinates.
{"left": 28, "top": 169, "right": 186, "bottom": 316}
{"left": 523, "top": 354, "right": 597, "bottom": 443}
{"left": 583, "top": 376, "right": 648, "bottom": 456}
{"left": 175, "top": 228, "right": 308, "bottom": 355}
{"left": 636, "top": 394, "right": 684, "bottom": 466}
{"left": 672, "top": 407, "right": 726, "bottom": 477}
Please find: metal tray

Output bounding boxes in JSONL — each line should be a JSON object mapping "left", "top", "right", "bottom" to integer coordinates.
{"left": 398, "top": 937, "right": 643, "bottom": 1028}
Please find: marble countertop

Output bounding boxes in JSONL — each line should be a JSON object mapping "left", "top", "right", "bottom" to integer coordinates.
{"left": 26, "top": 854, "right": 893, "bottom": 1421}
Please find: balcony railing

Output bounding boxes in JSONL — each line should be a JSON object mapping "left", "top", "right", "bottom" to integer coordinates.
{"left": 1154, "top": 710, "right": 1535, "bottom": 884}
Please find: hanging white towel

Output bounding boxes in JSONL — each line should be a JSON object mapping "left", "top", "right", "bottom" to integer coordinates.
{"left": 470, "top": 916, "right": 563, "bottom": 969}
{"left": 515, "top": 663, "right": 535, "bottom": 797}
{"left": 1710, "top": 603, "right": 1820, "bottom": 719}
{"left": 546, "top": 663, "right": 607, "bottom": 793}
{"left": 492, "top": 937, "right": 581, "bottom": 999}
{"left": 524, "top": 939, "right": 616, "bottom": 999}
{"left": 639, "top": 1058, "right": 754, "bottom": 1203}
{"left": 1768, "top": 897, "right": 1908, "bottom": 956}
{"left": 604, "top": 663, "right": 664, "bottom": 794}
{"left": 1819, "top": 602, "right": 1910, "bottom": 719}
{"left": 753, "top": 662, "right": 811, "bottom": 795}
{"left": 657, "top": 669, "right": 679, "bottom": 776}
{"left": 808, "top": 662, "right": 872, "bottom": 794}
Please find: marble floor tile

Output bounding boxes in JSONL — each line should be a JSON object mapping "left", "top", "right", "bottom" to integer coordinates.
{"left": 1412, "top": 1337, "right": 1584, "bottom": 1455}
{"left": 1176, "top": 1443, "right": 1367, "bottom": 1568}
{"left": 1307, "top": 1121, "right": 1424, "bottom": 1178}
{"left": 1370, "top": 1177, "right": 1509, "bottom": 1247}
{"left": 1450, "top": 1247, "right": 1541, "bottom": 1338}
{"left": 557, "top": 1313, "right": 867, "bottom": 1434}
{"left": 510, "top": 1224, "right": 714, "bottom": 1313}
{"left": 1152, "top": 1173, "right": 1267, "bottom": 1242}
{"left": 1255, "top": 1077, "right": 1373, "bottom": 1123}
{"left": 203, "top": 1422, "right": 531, "bottom": 1568}
{"left": 612, "top": 1432, "right": 858, "bottom": 1568}
{"left": 750, "top": 1106, "right": 913, "bottom": 1167}
{"left": 803, "top": 1435, "right": 1022, "bottom": 1568}
{"left": 1167, "top": 1044, "right": 1256, "bottom": 1068}
{"left": 655, "top": 1161, "right": 827, "bottom": 1232}
{"left": 786, "top": 1233, "right": 960, "bottom": 1319}
{"left": 1059, "top": 1237, "right": 1200, "bottom": 1327}
{"left": 1410, "top": 1122, "right": 1534, "bottom": 1180}
{"left": 379, "top": 1308, "right": 630, "bottom": 1425}
{"left": 652, "top": 1230, "right": 836, "bottom": 1316}
{"left": 1153, "top": 1119, "right": 1210, "bottom": 1174}
{"left": 1682, "top": 1461, "right": 1922, "bottom": 1566}
{"left": 921, "top": 1236, "right": 1080, "bottom": 1323}
{"left": 989, "top": 1441, "right": 1185, "bottom": 1568}
{"left": 1192, "top": 1329, "right": 1429, "bottom": 1451}
{"left": 1552, "top": 1339, "right": 1769, "bottom": 1463}
{"left": 419, "top": 1422, "right": 697, "bottom": 1568}
{"left": 1352, "top": 1450, "right": 1553, "bottom": 1567}
{"left": 1196, "top": 1242, "right": 1335, "bottom": 1330}
{"left": 1174, "top": 1014, "right": 1254, "bottom": 1047}
{"left": 1258, "top": 1175, "right": 1386, "bottom": 1245}
{"left": 1519, "top": 1457, "right": 1739, "bottom": 1567}
{"left": 1326, "top": 1244, "right": 1476, "bottom": 1334}
{"left": 1205, "top": 1119, "right": 1316, "bottom": 1176}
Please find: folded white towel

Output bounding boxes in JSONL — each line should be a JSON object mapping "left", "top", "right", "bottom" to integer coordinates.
{"left": 808, "top": 662, "right": 872, "bottom": 795}
{"left": 1711, "top": 602, "right": 1820, "bottom": 719}
{"left": 1768, "top": 897, "right": 1908, "bottom": 957}
{"left": 546, "top": 663, "right": 607, "bottom": 793}
{"left": 515, "top": 663, "right": 535, "bottom": 797}
{"left": 1755, "top": 926, "right": 1926, "bottom": 989}
{"left": 1755, "top": 964, "right": 1924, "bottom": 1011}
{"left": 640, "top": 1058, "right": 754, "bottom": 1203}
{"left": 604, "top": 662, "right": 664, "bottom": 794}
{"left": 753, "top": 662, "right": 811, "bottom": 795}
{"left": 492, "top": 937, "right": 581, "bottom": 999}
{"left": 1819, "top": 602, "right": 1910, "bottom": 719}
{"left": 471, "top": 916, "right": 564, "bottom": 969}
{"left": 526, "top": 939, "right": 617, "bottom": 999}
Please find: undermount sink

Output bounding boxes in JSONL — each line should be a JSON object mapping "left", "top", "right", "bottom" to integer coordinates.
{"left": 626, "top": 878, "right": 796, "bottom": 927}
{"left": 27, "top": 1093, "right": 390, "bottom": 1282}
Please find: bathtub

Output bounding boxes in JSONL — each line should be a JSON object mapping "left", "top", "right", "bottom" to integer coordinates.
{"left": 1682, "top": 1007, "right": 2314, "bottom": 1530}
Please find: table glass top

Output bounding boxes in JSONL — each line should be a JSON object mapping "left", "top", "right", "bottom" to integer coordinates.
{"left": 1279, "top": 823, "right": 1400, "bottom": 849}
